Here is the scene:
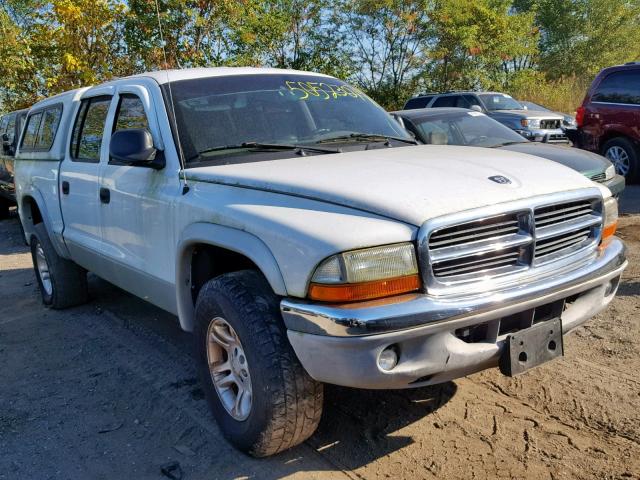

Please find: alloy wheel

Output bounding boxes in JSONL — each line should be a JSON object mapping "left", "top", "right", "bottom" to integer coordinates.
{"left": 206, "top": 317, "right": 253, "bottom": 421}
{"left": 606, "top": 145, "right": 631, "bottom": 176}
{"left": 35, "top": 242, "right": 53, "bottom": 296}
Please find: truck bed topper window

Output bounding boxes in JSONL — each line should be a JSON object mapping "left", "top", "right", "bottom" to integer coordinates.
{"left": 21, "top": 104, "right": 63, "bottom": 153}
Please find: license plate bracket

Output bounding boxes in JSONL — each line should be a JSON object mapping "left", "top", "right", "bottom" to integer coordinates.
{"left": 499, "top": 318, "right": 564, "bottom": 377}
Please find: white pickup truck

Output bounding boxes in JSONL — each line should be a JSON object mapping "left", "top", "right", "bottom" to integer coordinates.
{"left": 15, "top": 68, "right": 627, "bottom": 457}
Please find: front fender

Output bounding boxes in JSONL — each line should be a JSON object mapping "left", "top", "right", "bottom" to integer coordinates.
{"left": 175, "top": 222, "right": 287, "bottom": 332}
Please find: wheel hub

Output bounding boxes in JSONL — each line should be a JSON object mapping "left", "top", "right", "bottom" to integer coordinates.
{"left": 206, "top": 317, "right": 252, "bottom": 421}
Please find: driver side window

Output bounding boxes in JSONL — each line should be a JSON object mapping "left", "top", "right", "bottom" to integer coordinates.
{"left": 113, "top": 94, "right": 149, "bottom": 133}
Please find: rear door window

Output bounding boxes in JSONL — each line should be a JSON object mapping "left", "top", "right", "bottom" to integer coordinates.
{"left": 404, "top": 96, "right": 433, "bottom": 109}
{"left": 21, "top": 112, "right": 43, "bottom": 150}
{"left": 70, "top": 96, "right": 112, "bottom": 162}
{"left": 432, "top": 96, "right": 457, "bottom": 108}
{"left": 459, "top": 95, "right": 482, "bottom": 109}
{"left": 592, "top": 70, "right": 640, "bottom": 105}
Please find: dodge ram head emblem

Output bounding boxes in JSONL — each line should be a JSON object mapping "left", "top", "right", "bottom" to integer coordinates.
{"left": 488, "top": 175, "right": 512, "bottom": 184}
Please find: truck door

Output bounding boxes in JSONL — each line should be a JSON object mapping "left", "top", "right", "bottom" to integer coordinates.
{"left": 97, "top": 83, "right": 178, "bottom": 314}
{"left": 59, "top": 90, "right": 114, "bottom": 272}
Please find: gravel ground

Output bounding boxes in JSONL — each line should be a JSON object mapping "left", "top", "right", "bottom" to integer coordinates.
{"left": 0, "top": 187, "right": 638, "bottom": 480}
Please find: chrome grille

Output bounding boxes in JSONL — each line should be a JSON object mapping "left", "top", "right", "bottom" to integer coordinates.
{"left": 540, "top": 119, "right": 561, "bottom": 129}
{"left": 429, "top": 214, "right": 520, "bottom": 248}
{"left": 533, "top": 200, "right": 600, "bottom": 263}
{"left": 432, "top": 246, "right": 522, "bottom": 277}
{"left": 534, "top": 200, "right": 594, "bottom": 227}
{"left": 589, "top": 172, "right": 606, "bottom": 182}
{"left": 428, "top": 213, "right": 530, "bottom": 279}
{"left": 421, "top": 192, "right": 603, "bottom": 294}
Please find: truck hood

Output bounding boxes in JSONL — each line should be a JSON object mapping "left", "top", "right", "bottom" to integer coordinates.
{"left": 186, "top": 145, "right": 597, "bottom": 227}
{"left": 497, "top": 142, "right": 610, "bottom": 175}
{"left": 490, "top": 109, "right": 564, "bottom": 119}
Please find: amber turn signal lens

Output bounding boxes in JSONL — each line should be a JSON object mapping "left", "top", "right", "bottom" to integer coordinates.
{"left": 600, "top": 221, "right": 618, "bottom": 248}
{"left": 308, "top": 275, "right": 420, "bottom": 303}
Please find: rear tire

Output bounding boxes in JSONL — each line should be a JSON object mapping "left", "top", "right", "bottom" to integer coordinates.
{"left": 30, "top": 223, "right": 88, "bottom": 309}
{"left": 194, "top": 270, "right": 323, "bottom": 457}
{"left": 603, "top": 137, "right": 638, "bottom": 183}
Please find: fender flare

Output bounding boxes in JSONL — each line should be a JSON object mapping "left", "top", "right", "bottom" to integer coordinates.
{"left": 175, "top": 222, "right": 287, "bottom": 332}
{"left": 19, "top": 188, "right": 71, "bottom": 258}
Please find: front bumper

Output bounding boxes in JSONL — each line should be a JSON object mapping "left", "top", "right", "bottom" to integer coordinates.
{"left": 515, "top": 128, "right": 568, "bottom": 143}
{"left": 282, "top": 238, "right": 626, "bottom": 389}
{"left": 602, "top": 174, "right": 625, "bottom": 197}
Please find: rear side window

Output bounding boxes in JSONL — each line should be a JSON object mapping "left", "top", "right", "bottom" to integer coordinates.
{"left": 70, "top": 96, "right": 112, "bottom": 162}
{"left": 592, "top": 70, "right": 640, "bottom": 105}
{"left": 0, "top": 115, "right": 8, "bottom": 135}
{"left": 432, "top": 96, "right": 457, "bottom": 108}
{"left": 459, "top": 95, "right": 482, "bottom": 109}
{"left": 404, "top": 96, "right": 433, "bottom": 109}
{"left": 21, "top": 112, "right": 43, "bottom": 150}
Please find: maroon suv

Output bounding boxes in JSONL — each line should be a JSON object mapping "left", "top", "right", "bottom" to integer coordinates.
{"left": 575, "top": 62, "right": 640, "bottom": 182}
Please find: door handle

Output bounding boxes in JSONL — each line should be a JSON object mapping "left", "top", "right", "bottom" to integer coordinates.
{"left": 99, "top": 187, "right": 110, "bottom": 204}
{"left": 61, "top": 181, "right": 69, "bottom": 195}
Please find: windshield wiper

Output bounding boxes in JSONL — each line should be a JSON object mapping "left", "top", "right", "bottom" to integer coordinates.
{"left": 187, "top": 142, "right": 341, "bottom": 162}
{"left": 315, "top": 132, "right": 418, "bottom": 145}
{"left": 487, "top": 141, "right": 528, "bottom": 148}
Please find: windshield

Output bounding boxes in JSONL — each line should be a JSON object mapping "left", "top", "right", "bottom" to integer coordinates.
{"left": 478, "top": 93, "right": 523, "bottom": 111}
{"left": 411, "top": 111, "right": 527, "bottom": 147}
{"left": 522, "top": 101, "right": 550, "bottom": 112}
{"left": 163, "top": 74, "right": 412, "bottom": 166}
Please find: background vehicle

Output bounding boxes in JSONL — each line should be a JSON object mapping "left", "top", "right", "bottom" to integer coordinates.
{"left": 403, "top": 91, "right": 568, "bottom": 143}
{"left": 0, "top": 108, "right": 28, "bottom": 217}
{"left": 575, "top": 62, "right": 640, "bottom": 182}
{"left": 392, "top": 108, "right": 624, "bottom": 197}
{"left": 519, "top": 100, "right": 577, "bottom": 129}
{"left": 15, "top": 68, "right": 625, "bottom": 457}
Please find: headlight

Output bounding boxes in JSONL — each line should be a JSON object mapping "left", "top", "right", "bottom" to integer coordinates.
{"left": 309, "top": 243, "right": 420, "bottom": 302}
{"left": 528, "top": 118, "right": 541, "bottom": 128}
{"left": 605, "top": 164, "right": 616, "bottom": 180}
{"left": 601, "top": 197, "right": 618, "bottom": 248}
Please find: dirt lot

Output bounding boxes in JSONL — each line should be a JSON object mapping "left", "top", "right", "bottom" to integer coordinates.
{"left": 1, "top": 189, "right": 639, "bottom": 480}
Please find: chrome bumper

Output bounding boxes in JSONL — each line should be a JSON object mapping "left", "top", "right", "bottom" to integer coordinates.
{"left": 282, "top": 238, "right": 626, "bottom": 389}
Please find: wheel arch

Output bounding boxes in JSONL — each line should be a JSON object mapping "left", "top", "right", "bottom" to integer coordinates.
{"left": 599, "top": 129, "right": 639, "bottom": 154}
{"left": 175, "top": 222, "right": 287, "bottom": 332}
{"left": 19, "top": 191, "right": 70, "bottom": 258}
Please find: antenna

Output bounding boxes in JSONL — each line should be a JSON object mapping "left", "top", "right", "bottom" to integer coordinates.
{"left": 154, "top": 0, "right": 189, "bottom": 195}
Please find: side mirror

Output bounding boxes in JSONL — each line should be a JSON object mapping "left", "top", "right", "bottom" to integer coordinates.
{"left": 470, "top": 105, "right": 483, "bottom": 113}
{"left": 109, "top": 129, "right": 164, "bottom": 169}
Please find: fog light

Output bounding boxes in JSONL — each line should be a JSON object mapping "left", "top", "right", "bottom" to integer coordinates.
{"left": 378, "top": 346, "right": 398, "bottom": 371}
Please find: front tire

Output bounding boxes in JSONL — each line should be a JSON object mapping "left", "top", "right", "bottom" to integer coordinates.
{"left": 0, "top": 197, "right": 9, "bottom": 220}
{"left": 603, "top": 137, "right": 638, "bottom": 183}
{"left": 194, "top": 270, "right": 323, "bottom": 457}
{"left": 30, "top": 223, "right": 88, "bottom": 308}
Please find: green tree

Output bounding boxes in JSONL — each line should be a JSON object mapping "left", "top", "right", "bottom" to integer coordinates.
{"left": 338, "top": 0, "right": 432, "bottom": 108}
{"left": 124, "top": 0, "right": 237, "bottom": 70}
{"left": 426, "top": 0, "right": 538, "bottom": 91}
{"left": 518, "top": 0, "right": 640, "bottom": 78}
{"left": 229, "top": 1, "right": 350, "bottom": 78}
